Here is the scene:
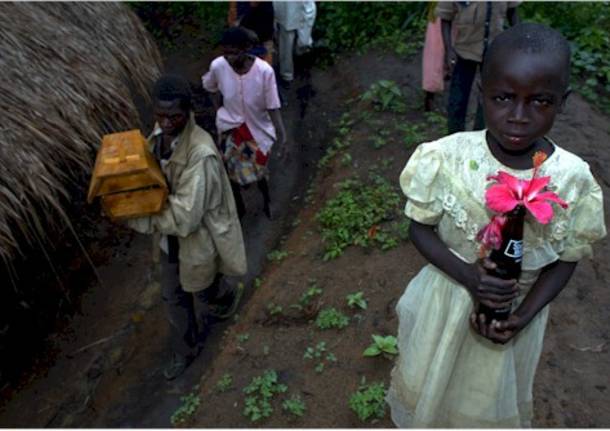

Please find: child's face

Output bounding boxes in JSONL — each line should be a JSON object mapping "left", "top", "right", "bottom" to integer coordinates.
{"left": 223, "top": 45, "right": 251, "bottom": 70}
{"left": 482, "top": 52, "right": 569, "bottom": 152}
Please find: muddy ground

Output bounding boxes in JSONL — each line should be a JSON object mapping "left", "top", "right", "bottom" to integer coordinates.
{"left": 1, "top": 23, "right": 609, "bottom": 429}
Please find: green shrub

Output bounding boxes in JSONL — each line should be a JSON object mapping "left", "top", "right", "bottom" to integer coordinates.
{"left": 349, "top": 380, "right": 387, "bottom": 422}
{"left": 316, "top": 176, "right": 401, "bottom": 260}
{"left": 315, "top": 307, "right": 350, "bottom": 330}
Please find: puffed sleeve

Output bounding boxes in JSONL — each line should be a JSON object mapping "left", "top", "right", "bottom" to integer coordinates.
{"left": 202, "top": 60, "right": 219, "bottom": 93}
{"left": 399, "top": 142, "right": 444, "bottom": 225}
{"left": 560, "top": 176, "right": 607, "bottom": 261}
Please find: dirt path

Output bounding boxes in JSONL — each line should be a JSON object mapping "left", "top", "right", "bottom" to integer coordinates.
{"left": 1, "top": 37, "right": 609, "bottom": 428}
{"left": 0, "top": 33, "right": 347, "bottom": 427}
{"left": 186, "top": 50, "right": 610, "bottom": 428}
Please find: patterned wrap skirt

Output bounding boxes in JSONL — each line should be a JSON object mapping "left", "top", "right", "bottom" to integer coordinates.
{"left": 221, "top": 123, "right": 270, "bottom": 186}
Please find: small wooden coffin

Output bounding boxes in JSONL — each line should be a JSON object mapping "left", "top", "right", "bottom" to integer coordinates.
{"left": 87, "top": 130, "right": 168, "bottom": 220}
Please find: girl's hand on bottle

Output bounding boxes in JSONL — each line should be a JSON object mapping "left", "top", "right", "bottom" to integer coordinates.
{"left": 466, "top": 258, "right": 520, "bottom": 309}
{"left": 470, "top": 313, "right": 527, "bottom": 344}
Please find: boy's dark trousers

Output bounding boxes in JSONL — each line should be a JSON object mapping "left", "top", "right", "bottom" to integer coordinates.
{"left": 447, "top": 55, "right": 486, "bottom": 134}
{"left": 160, "top": 251, "right": 218, "bottom": 359}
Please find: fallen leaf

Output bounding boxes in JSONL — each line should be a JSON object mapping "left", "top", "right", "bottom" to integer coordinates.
{"left": 368, "top": 225, "right": 378, "bottom": 239}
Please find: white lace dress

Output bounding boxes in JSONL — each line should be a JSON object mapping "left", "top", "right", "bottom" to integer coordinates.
{"left": 386, "top": 130, "right": 606, "bottom": 427}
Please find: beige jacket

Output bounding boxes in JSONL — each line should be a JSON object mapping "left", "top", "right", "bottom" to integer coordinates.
{"left": 436, "top": 1, "right": 519, "bottom": 62}
{"left": 128, "top": 114, "right": 247, "bottom": 292}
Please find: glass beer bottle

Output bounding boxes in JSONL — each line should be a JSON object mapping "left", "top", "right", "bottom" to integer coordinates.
{"left": 478, "top": 205, "right": 525, "bottom": 321}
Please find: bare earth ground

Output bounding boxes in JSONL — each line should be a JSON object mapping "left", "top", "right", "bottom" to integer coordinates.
{"left": 0, "top": 45, "right": 609, "bottom": 427}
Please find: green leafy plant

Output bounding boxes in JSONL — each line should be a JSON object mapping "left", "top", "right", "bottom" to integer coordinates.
{"left": 243, "top": 370, "right": 288, "bottom": 422}
{"left": 236, "top": 333, "right": 250, "bottom": 343}
{"left": 303, "top": 341, "right": 338, "bottom": 373}
{"left": 346, "top": 291, "right": 368, "bottom": 310}
{"left": 216, "top": 373, "right": 233, "bottom": 393}
{"left": 348, "top": 379, "right": 387, "bottom": 422}
{"left": 313, "top": 2, "right": 426, "bottom": 58}
{"left": 316, "top": 176, "right": 401, "bottom": 260}
{"left": 170, "top": 391, "right": 201, "bottom": 425}
{"left": 363, "top": 335, "right": 398, "bottom": 357}
{"left": 291, "top": 279, "right": 323, "bottom": 311}
{"left": 254, "top": 277, "right": 262, "bottom": 289}
{"left": 396, "top": 123, "right": 425, "bottom": 149}
{"left": 341, "top": 152, "right": 353, "bottom": 166}
{"left": 315, "top": 307, "right": 349, "bottom": 330}
{"left": 267, "top": 249, "right": 289, "bottom": 262}
{"left": 282, "top": 395, "right": 306, "bottom": 417}
{"left": 267, "top": 303, "right": 283, "bottom": 316}
{"left": 361, "top": 80, "right": 406, "bottom": 113}
{"left": 393, "top": 219, "right": 411, "bottom": 241}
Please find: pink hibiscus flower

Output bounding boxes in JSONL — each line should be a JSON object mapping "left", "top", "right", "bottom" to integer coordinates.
{"left": 485, "top": 171, "right": 568, "bottom": 224}
{"left": 477, "top": 151, "right": 568, "bottom": 254}
{"left": 476, "top": 214, "right": 507, "bottom": 251}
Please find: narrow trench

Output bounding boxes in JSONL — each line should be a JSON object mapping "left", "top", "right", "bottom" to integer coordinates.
{"left": 0, "top": 53, "right": 352, "bottom": 427}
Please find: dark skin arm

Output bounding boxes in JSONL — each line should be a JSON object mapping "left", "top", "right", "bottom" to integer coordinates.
{"left": 440, "top": 19, "right": 456, "bottom": 76}
{"left": 409, "top": 220, "right": 520, "bottom": 308}
{"left": 474, "top": 260, "right": 577, "bottom": 344}
{"left": 209, "top": 92, "right": 223, "bottom": 148}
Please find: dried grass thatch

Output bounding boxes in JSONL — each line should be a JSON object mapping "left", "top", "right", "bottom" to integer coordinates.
{"left": 0, "top": 2, "right": 162, "bottom": 265}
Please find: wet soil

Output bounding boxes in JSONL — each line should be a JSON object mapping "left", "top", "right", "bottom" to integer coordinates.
{"left": 1, "top": 29, "right": 609, "bottom": 430}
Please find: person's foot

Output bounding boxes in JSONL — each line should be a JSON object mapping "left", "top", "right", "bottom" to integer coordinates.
{"left": 207, "top": 283, "right": 245, "bottom": 320}
{"left": 278, "top": 78, "right": 291, "bottom": 107}
{"left": 163, "top": 353, "right": 191, "bottom": 381}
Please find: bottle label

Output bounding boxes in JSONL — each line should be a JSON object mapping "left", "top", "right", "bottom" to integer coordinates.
{"left": 503, "top": 239, "right": 523, "bottom": 262}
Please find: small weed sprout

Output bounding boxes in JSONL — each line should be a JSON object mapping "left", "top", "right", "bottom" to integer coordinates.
{"left": 348, "top": 379, "right": 387, "bottom": 422}
{"left": 341, "top": 152, "right": 353, "bottom": 166}
{"left": 360, "top": 80, "right": 406, "bottom": 113}
{"left": 292, "top": 280, "right": 323, "bottom": 311}
{"left": 315, "top": 307, "right": 349, "bottom": 330}
{"left": 346, "top": 291, "right": 368, "bottom": 310}
{"left": 254, "top": 277, "right": 262, "bottom": 289}
{"left": 304, "top": 341, "right": 338, "bottom": 373}
{"left": 304, "top": 341, "right": 327, "bottom": 360}
{"left": 243, "top": 370, "right": 288, "bottom": 422}
{"left": 371, "top": 136, "right": 387, "bottom": 149}
{"left": 236, "top": 333, "right": 250, "bottom": 344}
{"left": 267, "top": 250, "right": 289, "bottom": 262}
{"left": 267, "top": 303, "right": 284, "bottom": 316}
{"left": 282, "top": 395, "right": 306, "bottom": 417}
{"left": 215, "top": 373, "right": 233, "bottom": 393}
{"left": 170, "top": 392, "right": 201, "bottom": 425}
{"left": 363, "top": 335, "right": 398, "bottom": 357}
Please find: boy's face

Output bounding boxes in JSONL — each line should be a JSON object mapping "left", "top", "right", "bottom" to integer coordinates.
{"left": 482, "top": 51, "right": 569, "bottom": 152}
{"left": 154, "top": 99, "right": 189, "bottom": 137}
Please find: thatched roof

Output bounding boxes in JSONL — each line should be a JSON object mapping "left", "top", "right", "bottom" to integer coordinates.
{"left": 0, "top": 2, "right": 162, "bottom": 264}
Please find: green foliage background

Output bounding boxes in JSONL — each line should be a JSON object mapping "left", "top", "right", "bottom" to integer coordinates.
{"left": 519, "top": 2, "right": 610, "bottom": 110}
{"left": 128, "top": 2, "right": 610, "bottom": 110}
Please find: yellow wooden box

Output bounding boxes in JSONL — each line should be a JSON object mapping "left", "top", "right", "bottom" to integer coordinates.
{"left": 87, "top": 129, "right": 168, "bottom": 220}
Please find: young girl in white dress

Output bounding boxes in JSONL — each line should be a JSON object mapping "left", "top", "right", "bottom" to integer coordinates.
{"left": 387, "top": 23, "right": 606, "bottom": 427}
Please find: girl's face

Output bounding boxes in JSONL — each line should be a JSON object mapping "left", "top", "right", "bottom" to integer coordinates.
{"left": 482, "top": 52, "right": 569, "bottom": 153}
